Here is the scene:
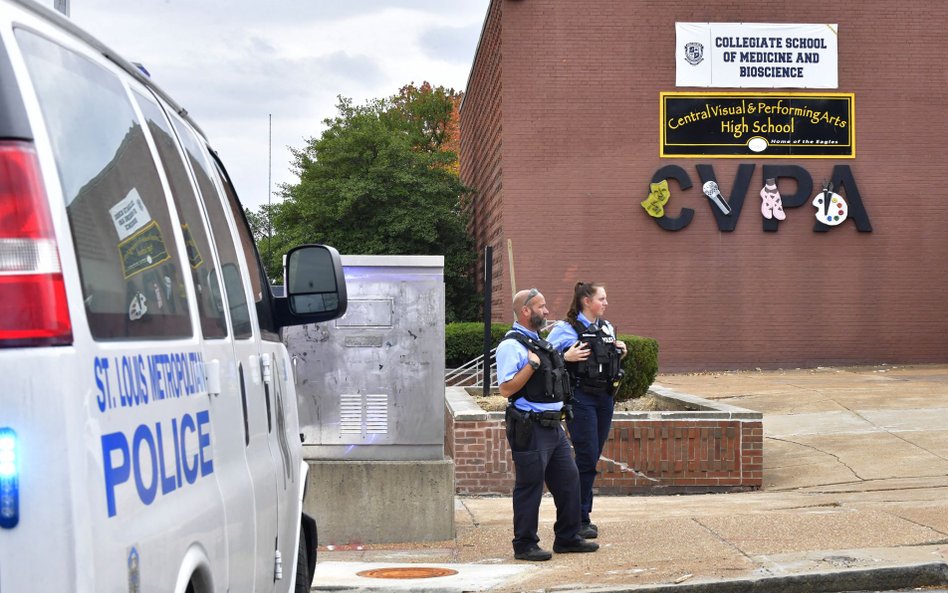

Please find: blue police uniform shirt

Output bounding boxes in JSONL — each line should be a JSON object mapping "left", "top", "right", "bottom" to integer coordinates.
{"left": 547, "top": 312, "right": 596, "bottom": 352}
{"left": 496, "top": 322, "right": 563, "bottom": 413}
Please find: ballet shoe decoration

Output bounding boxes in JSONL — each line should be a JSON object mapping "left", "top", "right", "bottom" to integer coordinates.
{"left": 641, "top": 179, "right": 671, "bottom": 218}
{"left": 760, "top": 178, "right": 786, "bottom": 220}
{"left": 811, "top": 181, "right": 848, "bottom": 226}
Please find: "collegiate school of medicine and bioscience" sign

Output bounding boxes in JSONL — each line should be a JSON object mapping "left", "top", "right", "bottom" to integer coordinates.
{"left": 676, "top": 23, "right": 838, "bottom": 88}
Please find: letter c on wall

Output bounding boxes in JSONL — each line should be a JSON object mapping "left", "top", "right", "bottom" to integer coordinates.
{"left": 649, "top": 165, "right": 694, "bottom": 231}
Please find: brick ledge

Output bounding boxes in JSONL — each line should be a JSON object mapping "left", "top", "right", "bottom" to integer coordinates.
{"left": 445, "top": 385, "right": 763, "bottom": 495}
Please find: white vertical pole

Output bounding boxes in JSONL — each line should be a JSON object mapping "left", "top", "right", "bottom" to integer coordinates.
{"left": 507, "top": 239, "right": 517, "bottom": 303}
{"left": 268, "top": 113, "right": 272, "bottom": 268}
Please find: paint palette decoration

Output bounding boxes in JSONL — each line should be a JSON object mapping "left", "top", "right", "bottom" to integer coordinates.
{"left": 811, "top": 181, "right": 848, "bottom": 226}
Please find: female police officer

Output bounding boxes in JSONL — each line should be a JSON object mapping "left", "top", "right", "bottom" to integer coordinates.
{"left": 547, "top": 282, "right": 627, "bottom": 539}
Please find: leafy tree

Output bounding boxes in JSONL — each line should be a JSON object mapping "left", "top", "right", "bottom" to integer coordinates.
{"left": 245, "top": 206, "right": 266, "bottom": 241}
{"left": 245, "top": 204, "right": 283, "bottom": 283}
{"left": 259, "top": 83, "right": 478, "bottom": 322}
{"left": 390, "top": 82, "right": 462, "bottom": 174}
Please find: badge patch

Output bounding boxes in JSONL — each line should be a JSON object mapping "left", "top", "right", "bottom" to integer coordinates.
{"left": 127, "top": 546, "right": 140, "bottom": 593}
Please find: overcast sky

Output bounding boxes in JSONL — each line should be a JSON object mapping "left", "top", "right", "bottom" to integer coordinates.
{"left": 62, "top": 0, "right": 488, "bottom": 211}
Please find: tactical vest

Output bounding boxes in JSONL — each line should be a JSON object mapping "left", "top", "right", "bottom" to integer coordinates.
{"left": 565, "top": 319, "right": 623, "bottom": 395}
{"left": 503, "top": 330, "right": 572, "bottom": 404}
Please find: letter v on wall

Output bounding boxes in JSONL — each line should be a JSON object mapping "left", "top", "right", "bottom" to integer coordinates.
{"left": 696, "top": 164, "right": 756, "bottom": 232}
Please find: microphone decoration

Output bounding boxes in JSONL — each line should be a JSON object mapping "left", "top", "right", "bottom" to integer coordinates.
{"left": 702, "top": 180, "right": 732, "bottom": 216}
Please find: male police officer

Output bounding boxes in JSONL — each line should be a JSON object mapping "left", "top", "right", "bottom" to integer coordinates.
{"left": 496, "top": 288, "right": 599, "bottom": 561}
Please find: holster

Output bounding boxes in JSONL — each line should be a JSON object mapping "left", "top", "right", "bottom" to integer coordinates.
{"left": 505, "top": 406, "right": 534, "bottom": 450}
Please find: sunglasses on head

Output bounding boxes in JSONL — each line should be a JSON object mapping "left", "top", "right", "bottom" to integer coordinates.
{"left": 524, "top": 288, "right": 539, "bottom": 306}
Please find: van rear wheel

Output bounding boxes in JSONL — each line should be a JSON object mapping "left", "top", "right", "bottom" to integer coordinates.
{"left": 295, "top": 534, "right": 311, "bottom": 593}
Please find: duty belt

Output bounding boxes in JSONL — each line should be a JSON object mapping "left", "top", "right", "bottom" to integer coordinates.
{"left": 512, "top": 407, "right": 568, "bottom": 427}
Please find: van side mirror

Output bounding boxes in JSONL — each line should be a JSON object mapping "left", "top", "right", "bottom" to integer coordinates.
{"left": 273, "top": 244, "right": 347, "bottom": 328}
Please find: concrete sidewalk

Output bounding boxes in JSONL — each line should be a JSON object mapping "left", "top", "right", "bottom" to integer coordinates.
{"left": 313, "top": 364, "right": 948, "bottom": 592}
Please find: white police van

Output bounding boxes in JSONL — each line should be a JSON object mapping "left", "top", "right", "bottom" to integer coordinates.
{"left": 0, "top": 1, "right": 348, "bottom": 591}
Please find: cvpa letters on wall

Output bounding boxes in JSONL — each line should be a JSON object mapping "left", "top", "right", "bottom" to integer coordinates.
{"left": 676, "top": 23, "right": 838, "bottom": 88}
{"left": 641, "top": 164, "right": 872, "bottom": 233}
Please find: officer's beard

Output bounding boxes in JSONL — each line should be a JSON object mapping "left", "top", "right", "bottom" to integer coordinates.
{"left": 528, "top": 311, "right": 546, "bottom": 331}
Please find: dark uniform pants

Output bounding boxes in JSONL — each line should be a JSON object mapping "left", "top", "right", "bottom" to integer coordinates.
{"left": 506, "top": 414, "right": 582, "bottom": 553}
{"left": 566, "top": 388, "right": 614, "bottom": 523}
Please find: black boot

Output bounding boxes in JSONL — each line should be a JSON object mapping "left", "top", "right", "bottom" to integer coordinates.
{"left": 553, "top": 538, "right": 599, "bottom": 553}
{"left": 514, "top": 545, "right": 553, "bottom": 561}
{"left": 578, "top": 521, "right": 598, "bottom": 539}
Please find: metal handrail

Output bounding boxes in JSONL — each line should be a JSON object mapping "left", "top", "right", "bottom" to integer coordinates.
{"left": 444, "top": 348, "right": 497, "bottom": 387}
{"left": 445, "top": 347, "right": 496, "bottom": 378}
{"left": 444, "top": 320, "right": 560, "bottom": 388}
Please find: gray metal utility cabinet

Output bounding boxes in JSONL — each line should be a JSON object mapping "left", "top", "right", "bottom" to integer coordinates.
{"left": 284, "top": 255, "right": 454, "bottom": 544}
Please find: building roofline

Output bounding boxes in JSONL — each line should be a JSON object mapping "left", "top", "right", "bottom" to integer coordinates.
{"left": 459, "top": 0, "right": 497, "bottom": 114}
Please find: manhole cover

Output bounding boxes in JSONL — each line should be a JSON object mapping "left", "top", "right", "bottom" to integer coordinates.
{"left": 357, "top": 567, "right": 459, "bottom": 579}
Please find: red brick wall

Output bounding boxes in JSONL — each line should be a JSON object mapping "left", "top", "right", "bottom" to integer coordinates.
{"left": 445, "top": 409, "right": 762, "bottom": 495}
{"left": 460, "top": 0, "right": 948, "bottom": 370}
{"left": 460, "top": 0, "right": 507, "bottom": 315}
{"left": 447, "top": 417, "right": 516, "bottom": 494}
{"left": 598, "top": 420, "right": 763, "bottom": 491}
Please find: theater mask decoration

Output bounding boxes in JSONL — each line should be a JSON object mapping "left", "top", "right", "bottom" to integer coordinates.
{"left": 812, "top": 181, "right": 848, "bottom": 226}
{"left": 641, "top": 179, "right": 671, "bottom": 218}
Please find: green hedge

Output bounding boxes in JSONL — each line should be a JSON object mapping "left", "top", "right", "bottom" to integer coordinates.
{"left": 614, "top": 334, "right": 660, "bottom": 402}
{"left": 445, "top": 322, "right": 510, "bottom": 368}
{"left": 445, "top": 323, "right": 659, "bottom": 401}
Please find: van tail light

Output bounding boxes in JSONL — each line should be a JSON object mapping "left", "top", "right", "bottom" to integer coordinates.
{"left": 0, "top": 141, "right": 72, "bottom": 347}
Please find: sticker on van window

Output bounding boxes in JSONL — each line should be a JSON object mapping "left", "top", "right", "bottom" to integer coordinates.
{"left": 110, "top": 189, "right": 151, "bottom": 240}
{"left": 118, "top": 221, "right": 171, "bottom": 279}
{"left": 129, "top": 293, "right": 147, "bottom": 320}
{"left": 181, "top": 224, "right": 204, "bottom": 269}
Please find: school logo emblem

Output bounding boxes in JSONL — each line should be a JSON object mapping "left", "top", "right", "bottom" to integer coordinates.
{"left": 684, "top": 42, "right": 704, "bottom": 65}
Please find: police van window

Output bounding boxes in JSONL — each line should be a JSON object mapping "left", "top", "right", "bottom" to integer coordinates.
{"left": 15, "top": 29, "right": 191, "bottom": 340}
{"left": 169, "top": 118, "right": 253, "bottom": 340}
{"left": 210, "top": 158, "right": 279, "bottom": 339}
{"left": 132, "top": 92, "right": 227, "bottom": 339}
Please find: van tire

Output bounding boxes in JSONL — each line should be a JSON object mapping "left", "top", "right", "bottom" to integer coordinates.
{"left": 295, "top": 534, "right": 311, "bottom": 593}
{"left": 301, "top": 513, "right": 318, "bottom": 583}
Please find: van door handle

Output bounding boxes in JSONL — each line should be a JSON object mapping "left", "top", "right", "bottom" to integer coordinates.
{"left": 248, "top": 354, "right": 261, "bottom": 385}
{"left": 205, "top": 359, "right": 221, "bottom": 397}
